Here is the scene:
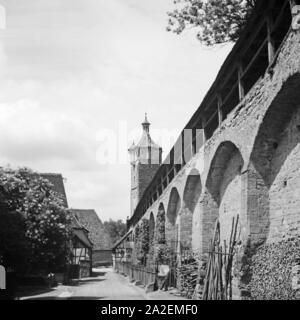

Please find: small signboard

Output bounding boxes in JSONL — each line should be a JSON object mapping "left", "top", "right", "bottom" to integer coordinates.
{"left": 158, "top": 264, "right": 170, "bottom": 277}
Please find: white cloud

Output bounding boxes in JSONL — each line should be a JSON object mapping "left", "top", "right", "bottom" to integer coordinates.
{"left": 0, "top": 0, "right": 232, "bottom": 221}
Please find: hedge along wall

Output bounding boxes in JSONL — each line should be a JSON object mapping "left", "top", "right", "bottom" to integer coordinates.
{"left": 138, "top": 219, "right": 149, "bottom": 266}
{"left": 153, "top": 204, "right": 172, "bottom": 265}
{"left": 248, "top": 237, "right": 300, "bottom": 300}
{"left": 133, "top": 219, "right": 150, "bottom": 266}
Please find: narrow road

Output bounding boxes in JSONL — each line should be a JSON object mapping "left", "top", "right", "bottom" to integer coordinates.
{"left": 20, "top": 268, "right": 186, "bottom": 300}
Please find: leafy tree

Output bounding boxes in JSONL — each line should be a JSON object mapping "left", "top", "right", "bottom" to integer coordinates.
{"left": 0, "top": 167, "right": 72, "bottom": 274}
{"left": 140, "top": 219, "right": 150, "bottom": 258}
{"left": 154, "top": 210, "right": 171, "bottom": 265}
{"left": 133, "top": 224, "right": 141, "bottom": 264}
{"left": 103, "top": 219, "right": 127, "bottom": 245}
{"left": 156, "top": 210, "right": 166, "bottom": 246}
{"left": 167, "top": 0, "right": 257, "bottom": 46}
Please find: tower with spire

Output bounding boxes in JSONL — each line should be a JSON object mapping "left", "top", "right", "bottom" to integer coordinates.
{"left": 128, "top": 114, "right": 162, "bottom": 216}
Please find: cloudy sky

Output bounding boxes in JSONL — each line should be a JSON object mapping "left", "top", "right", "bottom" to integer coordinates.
{"left": 0, "top": 0, "right": 232, "bottom": 222}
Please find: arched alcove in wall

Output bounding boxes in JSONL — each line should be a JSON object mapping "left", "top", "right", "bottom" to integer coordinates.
{"left": 155, "top": 203, "right": 166, "bottom": 245}
{"left": 201, "top": 141, "right": 244, "bottom": 254}
{"left": 166, "top": 187, "right": 181, "bottom": 252}
{"left": 182, "top": 169, "right": 202, "bottom": 249}
{"left": 248, "top": 73, "right": 300, "bottom": 246}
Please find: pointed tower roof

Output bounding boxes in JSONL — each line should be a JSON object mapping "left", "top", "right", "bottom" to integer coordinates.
{"left": 136, "top": 113, "right": 161, "bottom": 149}
{"left": 128, "top": 140, "right": 136, "bottom": 152}
{"left": 142, "top": 113, "right": 150, "bottom": 132}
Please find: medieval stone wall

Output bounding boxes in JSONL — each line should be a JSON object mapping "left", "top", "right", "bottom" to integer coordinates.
{"left": 219, "top": 150, "right": 243, "bottom": 244}
{"left": 126, "top": 27, "right": 300, "bottom": 299}
{"left": 137, "top": 163, "right": 161, "bottom": 200}
{"left": 268, "top": 106, "right": 300, "bottom": 242}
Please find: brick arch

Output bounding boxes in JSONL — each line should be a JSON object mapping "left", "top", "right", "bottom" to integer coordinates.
{"left": 201, "top": 141, "right": 244, "bottom": 254}
{"left": 202, "top": 134, "right": 247, "bottom": 187}
{"left": 167, "top": 187, "right": 181, "bottom": 225}
{"left": 181, "top": 168, "right": 202, "bottom": 249}
{"left": 247, "top": 73, "right": 300, "bottom": 246}
{"left": 183, "top": 168, "right": 202, "bottom": 212}
{"left": 166, "top": 187, "right": 181, "bottom": 250}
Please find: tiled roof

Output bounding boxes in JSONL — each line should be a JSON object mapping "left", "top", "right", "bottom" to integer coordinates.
{"left": 136, "top": 130, "right": 161, "bottom": 149}
{"left": 40, "top": 173, "right": 68, "bottom": 208}
{"left": 73, "top": 229, "right": 93, "bottom": 248}
{"left": 69, "top": 209, "right": 93, "bottom": 248}
{"left": 31, "top": 172, "right": 92, "bottom": 249}
{"left": 69, "top": 211, "right": 86, "bottom": 230}
{"left": 136, "top": 115, "right": 160, "bottom": 149}
{"left": 70, "top": 209, "right": 112, "bottom": 250}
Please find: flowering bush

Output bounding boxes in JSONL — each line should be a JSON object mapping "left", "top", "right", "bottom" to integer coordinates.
{"left": 0, "top": 167, "right": 72, "bottom": 274}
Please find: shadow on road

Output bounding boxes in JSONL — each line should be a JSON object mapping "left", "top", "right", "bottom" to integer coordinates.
{"left": 70, "top": 278, "right": 106, "bottom": 286}
{"left": 67, "top": 296, "right": 104, "bottom": 300}
{"left": 92, "top": 271, "right": 107, "bottom": 277}
{"left": 17, "top": 287, "right": 56, "bottom": 298}
{"left": 25, "top": 296, "right": 103, "bottom": 300}
{"left": 78, "top": 279, "right": 105, "bottom": 285}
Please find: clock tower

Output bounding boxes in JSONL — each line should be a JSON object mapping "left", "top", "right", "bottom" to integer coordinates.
{"left": 128, "top": 114, "right": 162, "bottom": 216}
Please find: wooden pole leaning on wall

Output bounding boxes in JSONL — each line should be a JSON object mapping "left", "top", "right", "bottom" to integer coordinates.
{"left": 238, "top": 63, "right": 245, "bottom": 101}
{"left": 201, "top": 116, "right": 207, "bottom": 144}
{"left": 217, "top": 94, "right": 223, "bottom": 126}
{"left": 201, "top": 215, "right": 239, "bottom": 300}
{"left": 267, "top": 13, "right": 275, "bottom": 64}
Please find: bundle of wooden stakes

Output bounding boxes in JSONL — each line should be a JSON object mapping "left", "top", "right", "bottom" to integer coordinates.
{"left": 202, "top": 215, "right": 239, "bottom": 300}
